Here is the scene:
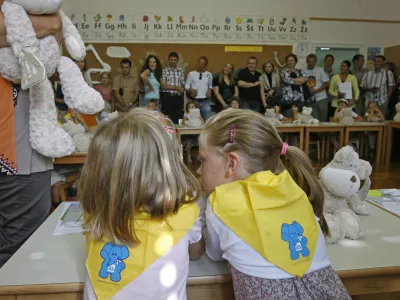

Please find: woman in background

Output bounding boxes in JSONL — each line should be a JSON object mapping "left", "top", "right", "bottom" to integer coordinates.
{"left": 140, "top": 55, "right": 162, "bottom": 107}
{"left": 213, "top": 62, "right": 239, "bottom": 112}
{"left": 281, "top": 54, "right": 307, "bottom": 117}
{"left": 260, "top": 60, "right": 280, "bottom": 96}
{"left": 329, "top": 60, "right": 359, "bottom": 114}
{"left": 94, "top": 72, "right": 113, "bottom": 112}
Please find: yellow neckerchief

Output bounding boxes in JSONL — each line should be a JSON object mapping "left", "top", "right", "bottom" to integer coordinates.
{"left": 86, "top": 202, "right": 199, "bottom": 300}
{"left": 209, "top": 170, "right": 318, "bottom": 277}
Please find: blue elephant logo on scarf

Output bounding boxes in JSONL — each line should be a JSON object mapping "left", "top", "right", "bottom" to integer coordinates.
{"left": 281, "top": 221, "right": 310, "bottom": 260}
{"left": 99, "top": 242, "right": 130, "bottom": 282}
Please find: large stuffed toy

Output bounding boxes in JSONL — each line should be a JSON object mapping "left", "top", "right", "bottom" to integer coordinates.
{"left": 265, "top": 108, "right": 281, "bottom": 126}
{"left": 320, "top": 146, "right": 372, "bottom": 244}
{"left": 0, "top": 0, "right": 104, "bottom": 158}
{"left": 338, "top": 107, "right": 354, "bottom": 125}
{"left": 185, "top": 108, "right": 203, "bottom": 127}
{"left": 293, "top": 106, "right": 319, "bottom": 124}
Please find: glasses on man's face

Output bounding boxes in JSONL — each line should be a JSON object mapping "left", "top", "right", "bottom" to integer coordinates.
{"left": 199, "top": 73, "right": 203, "bottom": 80}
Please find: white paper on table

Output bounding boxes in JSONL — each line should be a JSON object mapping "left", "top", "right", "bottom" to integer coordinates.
{"left": 53, "top": 202, "right": 84, "bottom": 236}
{"left": 381, "top": 189, "right": 400, "bottom": 197}
{"left": 339, "top": 82, "right": 353, "bottom": 99}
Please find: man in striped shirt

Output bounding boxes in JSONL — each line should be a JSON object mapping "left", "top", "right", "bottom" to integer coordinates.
{"left": 160, "top": 52, "right": 185, "bottom": 124}
{"left": 360, "top": 55, "right": 395, "bottom": 118}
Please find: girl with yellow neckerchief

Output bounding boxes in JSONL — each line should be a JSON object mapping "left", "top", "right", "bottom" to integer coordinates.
{"left": 80, "top": 109, "right": 205, "bottom": 300}
{"left": 198, "top": 109, "right": 351, "bottom": 300}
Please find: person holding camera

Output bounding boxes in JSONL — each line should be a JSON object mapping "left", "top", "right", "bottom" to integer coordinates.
{"left": 113, "top": 59, "right": 139, "bottom": 112}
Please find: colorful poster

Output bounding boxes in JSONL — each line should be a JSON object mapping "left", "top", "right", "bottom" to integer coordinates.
{"left": 65, "top": 12, "right": 311, "bottom": 44}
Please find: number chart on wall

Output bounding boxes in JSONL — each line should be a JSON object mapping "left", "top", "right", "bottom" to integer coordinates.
{"left": 67, "top": 12, "right": 310, "bottom": 43}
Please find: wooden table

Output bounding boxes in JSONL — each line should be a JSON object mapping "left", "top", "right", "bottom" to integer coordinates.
{"left": 304, "top": 123, "right": 345, "bottom": 160}
{"left": 176, "top": 126, "right": 203, "bottom": 144}
{"left": 53, "top": 152, "right": 87, "bottom": 165}
{"left": 344, "top": 122, "right": 386, "bottom": 165}
{"left": 1, "top": 202, "right": 399, "bottom": 300}
{"left": 275, "top": 124, "right": 305, "bottom": 150}
{"left": 384, "top": 121, "right": 400, "bottom": 166}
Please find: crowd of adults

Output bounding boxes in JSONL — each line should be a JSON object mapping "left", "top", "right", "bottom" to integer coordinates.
{"left": 92, "top": 52, "right": 399, "bottom": 124}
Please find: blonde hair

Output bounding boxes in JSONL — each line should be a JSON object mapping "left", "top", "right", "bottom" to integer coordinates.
{"left": 262, "top": 60, "right": 277, "bottom": 73}
{"left": 99, "top": 72, "right": 110, "bottom": 80}
{"left": 80, "top": 108, "right": 201, "bottom": 245}
{"left": 200, "top": 109, "right": 329, "bottom": 236}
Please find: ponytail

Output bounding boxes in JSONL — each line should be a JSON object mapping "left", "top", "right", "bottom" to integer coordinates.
{"left": 282, "top": 145, "right": 330, "bottom": 236}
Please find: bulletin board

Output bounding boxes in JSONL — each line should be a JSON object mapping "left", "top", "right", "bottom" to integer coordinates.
{"left": 84, "top": 43, "right": 293, "bottom": 81}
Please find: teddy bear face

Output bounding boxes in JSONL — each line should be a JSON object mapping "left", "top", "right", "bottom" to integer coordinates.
{"left": 9, "top": 0, "right": 63, "bottom": 14}
{"left": 265, "top": 108, "right": 276, "bottom": 118}
{"left": 339, "top": 107, "right": 353, "bottom": 118}
{"left": 302, "top": 107, "right": 313, "bottom": 116}
{"left": 320, "top": 167, "right": 360, "bottom": 198}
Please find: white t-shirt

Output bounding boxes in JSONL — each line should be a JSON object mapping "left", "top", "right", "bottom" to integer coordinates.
{"left": 206, "top": 201, "right": 331, "bottom": 279}
{"left": 84, "top": 196, "right": 206, "bottom": 300}
{"left": 185, "top": 71, "right": 213, "bottom": 99}
{"left": 301, "top": 67, "right": 330, "bottom": 102}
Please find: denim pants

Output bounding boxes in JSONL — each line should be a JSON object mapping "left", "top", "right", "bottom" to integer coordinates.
{"left": 198, "top": 99, "right": 213, "bottom": 121}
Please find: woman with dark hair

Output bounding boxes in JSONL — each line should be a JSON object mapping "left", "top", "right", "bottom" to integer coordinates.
{"left": 280, "top": 54, "right": 308, "bottom": 117}
{"left": 140, "top": 55, "right": 162, "bottom": 107}
{"left": 329, "top": 60, "right": 359, "bottom": 112}
{"left": 212, "top": 62, "right": 239, "bottom": 111}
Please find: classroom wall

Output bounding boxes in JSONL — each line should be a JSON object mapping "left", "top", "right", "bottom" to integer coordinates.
{"left": 62, "top": 0, "right": 400, "bottom": 48}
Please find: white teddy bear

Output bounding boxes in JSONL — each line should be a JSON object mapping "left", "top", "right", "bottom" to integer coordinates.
{"left": 394, "top": 102, "right": 400, "bottom": 122}
{"left": 294, "top": 106, "right": 319, "bottom": 124}
{"left": 338, "top": 107, "right": 354, "bottom": 125}
{"left": 325, "top": 146, "right": 372, "bottom": 215}
{"left": 264, "top": 108, "right": 281, "bottom": 126}
{"left": 320, "top": 146, "right": 372, "bottom": 244}
{"left": 0, "top": 0, "right": 104, "bottom": 158}
{"left": 185, "top": 108, "right": 203, "bottom": 127}
{"left": 62, "top": 120, "right": 94, "bottom": 153}
{"left": 320, "top": 167, "right": 364, "bottom": 243}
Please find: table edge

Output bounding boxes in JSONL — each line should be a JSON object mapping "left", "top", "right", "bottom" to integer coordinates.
{"left": 0, "top": 266, "right": 399, "bottom": 295}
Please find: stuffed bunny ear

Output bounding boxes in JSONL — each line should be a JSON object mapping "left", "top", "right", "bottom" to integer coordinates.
{"left": 59, "top": 10, "right": 86, "bottom": 61}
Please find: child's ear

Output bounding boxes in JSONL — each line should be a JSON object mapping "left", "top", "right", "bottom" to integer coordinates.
{"left": 225, "top": 152, "right": 240, "bottom": 178}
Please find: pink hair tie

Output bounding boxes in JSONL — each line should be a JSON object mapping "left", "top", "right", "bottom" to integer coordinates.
{"left": 227, "top": 124, "right": 236, "bottom": 143}
{"left": 281, "top": 142, "right": 289, "bottom": 156}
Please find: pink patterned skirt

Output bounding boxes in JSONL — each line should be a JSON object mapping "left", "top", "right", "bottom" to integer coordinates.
{"left": 229, "top": 265, "right": 351, "bottom": 300}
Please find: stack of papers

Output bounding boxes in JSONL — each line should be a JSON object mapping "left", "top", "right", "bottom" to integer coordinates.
{"left": 53, "top": 202, "right": 84, "bottom": 235}
{"left": 367, "top": 189, "right": 400, "bottom": 217}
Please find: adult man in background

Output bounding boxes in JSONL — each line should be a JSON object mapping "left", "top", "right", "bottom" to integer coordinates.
{"left": 112, "top": 59, "right": 138, "bottom": 112}
{"left": 0, "top": 8, "right": 61, "bottom": 268}
{"left": 237, "top": 57, "right": 266, "bottom": 112}
{"left": 323, "top": 54, "right": 335, "bottom": 118}
{"left": 352, "top": 54, "right": 367, "bottom": 116}
{"left": 185, "top": 56, "right": 213, "bottom": 121}
{"left": 302, "top": 54, "right": 330, "bottom": 122}
{"left": 160, "top": 52, "right": 185, "bottom": 124}
{"left": 361, "top": 55, "right": 395, "bottom": 118}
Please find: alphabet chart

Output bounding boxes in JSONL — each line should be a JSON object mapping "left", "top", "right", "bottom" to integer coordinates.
{"left": 66, "top": 12, "right": 310, "bottom": 43}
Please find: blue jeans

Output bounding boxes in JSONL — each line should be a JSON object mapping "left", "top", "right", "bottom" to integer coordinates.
{"left": 198, "top": 99, "right": 213, "bottom": 121}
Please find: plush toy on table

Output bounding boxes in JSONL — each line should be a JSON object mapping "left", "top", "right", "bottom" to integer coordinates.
{"left": 62, "top": 119, "right": 94, "bottom": 153}
{"left": 185, "top": 108, "right": 203, "bottom": 127}
{"left": 338, "top": 107, "right": 354, "bottom": 125}
{"left": 265, "top": 108, "right": 281, "bottom": 126}
{"left": 394, "top": 102, "right": 400, "bottom": 122}
{"left": 320, "top": 146, "right": 372, "bottom": 244}
{"left": 0, "top": 0, "right": 104, "bottom": 158}
{"left": 293, "top": 106, "right": 319, "bottom": 124}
